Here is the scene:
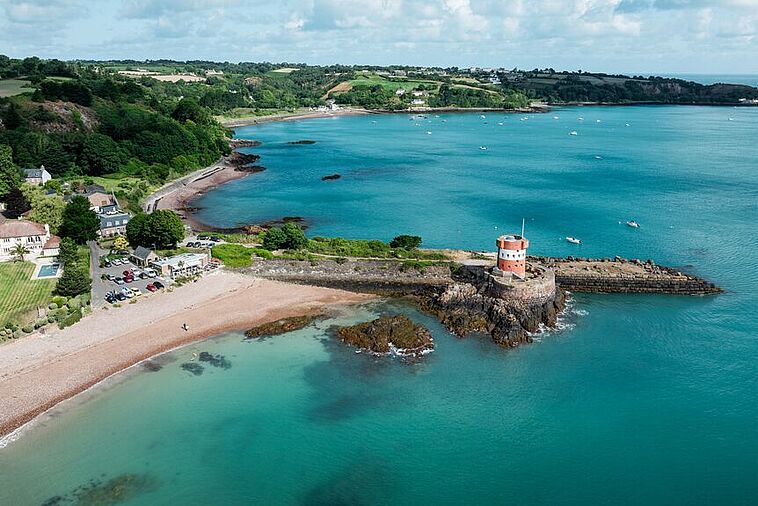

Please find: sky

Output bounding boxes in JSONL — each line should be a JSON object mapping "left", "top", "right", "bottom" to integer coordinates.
{"left": 1, "top": 0, "right": 757, "bottom": 74}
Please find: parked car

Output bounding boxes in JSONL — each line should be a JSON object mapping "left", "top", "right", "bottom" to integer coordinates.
{"left": 115, "top": 293, "right": 127, "bottom": 301}
{"left": 104, "top": 261, "right": 112, "bottom": 268}
{"left": 146, "top": 283, "right": 157, "bottom": 292}
{"left": 131, "top": 287, "right": 143, "bottom": 297}
{"left": 210, "top": 236, "right": 220, "bottom": 242}
{"left": 144, "top": 268, "right": 157, "bottom": 278}
{"left": 153, "top": 281, "right": 165, "bottom": 290}
{"left": 122, "top": 269, "right": 132, "bottom": 277}
{"left": 114, "top": 277, "right": 124, "bottom": 285}
{"left": 111, "top": 258, "right": 122, "bottom": 266}
{"left": 121, "top": 287, "right": 134, "bottom": 298}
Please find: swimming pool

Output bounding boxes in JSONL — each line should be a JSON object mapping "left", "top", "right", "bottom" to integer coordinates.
{"left": 37, "top": 263, "right": 60, "bottom": 278}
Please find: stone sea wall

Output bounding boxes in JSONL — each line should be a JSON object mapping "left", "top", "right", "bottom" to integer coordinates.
{"left": 244, "top": 259, "right": 452, "bottom": 295}
{"left": 533, "top": 256, "right": 722, "bottom": 295}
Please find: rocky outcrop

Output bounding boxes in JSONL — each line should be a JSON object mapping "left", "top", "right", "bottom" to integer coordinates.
{"left": 244, "top": 314, "right": 322, "bottom": 339}
{"left": 236, "top": 164, "right": 266, "bottom": 173}
{"left": 419, "top": 281, "right": 566, "bottom": 348}
{"left": 287, "top": 140, "right": 316, "bottom": 145}
{"left": 333, "top": 315, "right": 434, "bottom": 356}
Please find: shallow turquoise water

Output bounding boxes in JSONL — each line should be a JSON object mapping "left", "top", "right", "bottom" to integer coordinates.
{"left": 1, "top": 107, "right": 757, "bottom": 505}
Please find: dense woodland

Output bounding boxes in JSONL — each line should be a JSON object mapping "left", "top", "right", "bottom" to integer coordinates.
{"left": 1, "top": 57, "right": 756, "bottom": 195}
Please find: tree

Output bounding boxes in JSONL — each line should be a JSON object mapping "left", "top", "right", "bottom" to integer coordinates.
{"left": 112, "top": 236, "right": 129, "bottom": 251}
{"left": 282, "top": 223, "right": 307, "bottom": 250}
{"left": 4, "top": 186, "right": 30, "bottom": 218}
{"left": 58, "top": 195, "right": 99, "bottom": 244}
{"left": 172, "top": 98, "right": 209, "bottom": 124}
{"left": 56, "top": 264, "right": 91, "bottom": 297}
{"left": 125, "top": 210, "right": 183, "bottom": 248}
{"left": 0, "top": 144, "right": 21, "bottom": 199}
{"left": 11, "top": 243, "right": 30, "bottom": 262}
{"left": 262, "top": 227, "right": 287, "bottom": 250}
{"left": 390, "top": 235, "right": 422, "bottom": 249}
{"left": 58, "top": 238, "right": 79, "bottom": 266}
{"left": 21, "top": 184, "right": 65, "bottom": 233}
{"left": 262, "top": 223, "right": 308, "bottom": 250}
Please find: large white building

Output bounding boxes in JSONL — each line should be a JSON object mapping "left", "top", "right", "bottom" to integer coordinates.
{"left": 0, "top": 219, "right": 60, "bottom": 262}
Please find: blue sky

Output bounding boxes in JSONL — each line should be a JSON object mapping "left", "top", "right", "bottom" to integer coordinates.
{"left": 1, "top": 0, "right": 756, "bottom": 73}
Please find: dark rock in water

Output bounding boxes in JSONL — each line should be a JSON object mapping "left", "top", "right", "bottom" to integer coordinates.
{"left": 230, "top": 139, "right": 261, "bottom": 148}
{"left": 141, "top": 360, "right": 162, "bottom": 372}
{"left": 180, "top": 362, "right": 204, "bottom": 376}
{"left": 287, "top": 139, "right": 316, "bottom": 145}
{"left": 236, "top": 164, "right": 267, "bottom": 173}
{"left": 333, "top": 315, "right": 434, "bottom": 356}
{"left": 47, "top": 473, "right": 160, "bottom": 506}
{"left": 321, "top": 174, "right": 341, "bottom": 181}
{"left": 245, "top": 314, "right": 322, "bottom": 339}
{"left": 198, "top": 351, "right": 231, "bottom": 369}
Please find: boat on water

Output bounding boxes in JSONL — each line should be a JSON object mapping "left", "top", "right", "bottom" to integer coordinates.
{"left": 479, "top": 146, "right": 487, "bottom": 150}
{"left": 566, "top": 237, "right": 582, "bottom": 244}
{"left": 553, "top": 116, "right": 559, "bottom": 120}
{"left": 569, "top": 131, "right": 578, "bottom": 136}
{"left": 626, "top": 220, "right": 641, "bottom": 228}
{"left": 480, "top": 115, "right": 486, "bottom": 119}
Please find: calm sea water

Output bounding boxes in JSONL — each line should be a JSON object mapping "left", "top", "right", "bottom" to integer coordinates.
{"left": 1, "top": 107, "right": 757, "bottom": 505}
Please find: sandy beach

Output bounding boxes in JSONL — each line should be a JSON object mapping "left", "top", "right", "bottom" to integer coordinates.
{"left": 219, "top": 107, "right": 372, "bottom": 128}
{"left": 0, "top": 271, "right": 374, "bottom": 439}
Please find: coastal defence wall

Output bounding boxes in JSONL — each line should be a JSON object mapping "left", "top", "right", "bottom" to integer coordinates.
{"left": 533, "top": 256, "right": 722, "bottom": 295}
{"left": 244, "top": 259, "right": 452, "bottom": 295}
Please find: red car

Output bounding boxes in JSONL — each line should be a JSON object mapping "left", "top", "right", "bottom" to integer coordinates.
{"left": 146, "top": 283, "right": 157, "bottom": 292}
{"left": 124, "top": 275, "right": 134, "bottom": 283}
{"left": 122, "top": 269, "right": 132, "bottom": 277}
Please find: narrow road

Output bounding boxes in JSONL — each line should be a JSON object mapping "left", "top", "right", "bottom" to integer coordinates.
{"left": 87, "top": 240, "right": 106, "bottom": 308}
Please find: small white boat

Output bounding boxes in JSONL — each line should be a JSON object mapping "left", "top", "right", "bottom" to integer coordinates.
{"left": 596, "top": 119, "right": 601, "bottom": 123}
{"left": 566, "top": 237, "right": 582, "bottom": 245}
{"left": 426, "top": 131, "right": 432, "bottom": 135}
{"left": 594, "top": 155, "right": 602, "bottom": 159}
{"left": 553, "top": 116, "right": 559, "bottom": 120}
{"left": 480, "top": 115, "right": 486, "bottom": 119}
{"left": 569, "top": 131, "right": 578, "bottom": 136}
{"left": 728, "top": 117, "right": 734, "bottom": 121}
{"left": 626, "top": 220, "right": 640, "bottom": 228}
{"left": 497, "top": 122, "right": 504, "bottom": 126}
{"left": 479, "top": 146, "right": 487, "bottom": 150}
{"left": 578, "top": 117, "right": 584, "bottom": 121}
{"left": 625, "top": 123, "right": 631, "bottom": 127}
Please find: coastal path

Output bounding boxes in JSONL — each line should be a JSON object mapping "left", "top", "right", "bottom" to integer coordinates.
{"left": 142, "top": 157, "right": 227, "bottom": 213}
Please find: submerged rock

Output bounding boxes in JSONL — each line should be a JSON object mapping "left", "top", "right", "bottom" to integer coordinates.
{"left": 245, "top": 314, "right": 322, "bottom": 339}
{"left": 321, "top": 174, "right": 341, "bottom": 181}
{"left": 287, "top": 139, "right": 316, "bottom": 145}
{"left": 198, "top": 352, "right": 231, "bottom": 369}
{"left": 333, "top": 315, "right": 434, "bottom": 356}
{"left": 45, "top": 473, "right": 159, "bottom": 506}
{"left": 180, "top": 362, "right": 204, "bottom": 376}
{"left": 141, "top": 360, "right": 162, "bottom": 372}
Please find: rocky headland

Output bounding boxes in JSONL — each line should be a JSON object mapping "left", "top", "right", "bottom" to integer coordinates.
{"left": 333, "top": 315, "right": 434, "bottom": 356}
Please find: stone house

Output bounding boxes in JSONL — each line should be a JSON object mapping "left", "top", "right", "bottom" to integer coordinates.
{"left": 0, "top": 219, "right": 60, "bottom": 262}
{"left": 23, "top": 166, "right": 52, "bottom": 186}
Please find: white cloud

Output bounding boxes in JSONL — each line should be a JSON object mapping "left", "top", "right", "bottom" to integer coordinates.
{"left": 0, "top": 0, "right": 755, "bottom": 73}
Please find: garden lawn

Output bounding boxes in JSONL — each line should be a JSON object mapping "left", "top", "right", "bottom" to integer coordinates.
{"left": 0, "top": 262, "right": 56, "bottom": 326}
{"left": 0, "top": 78, "right": 32, "bottom": 98}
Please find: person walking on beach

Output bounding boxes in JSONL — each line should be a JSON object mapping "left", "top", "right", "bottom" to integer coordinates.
{"left": 182, "top": 323, "right": 189, "bottom": 331}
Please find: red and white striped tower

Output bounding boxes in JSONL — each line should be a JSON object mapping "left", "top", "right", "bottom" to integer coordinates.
{"left": 496, "top": 230, "right": 529, "bottom": 279}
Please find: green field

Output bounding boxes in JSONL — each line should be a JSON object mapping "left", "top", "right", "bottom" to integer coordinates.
{"left": 0, "top": 78, "right": 33, "bottom": 98}
{"left": 349, "top": 74, "right": 441, "bottom": 92}
{"left": 0, "top": 262, "right": 56, "bottom": 326}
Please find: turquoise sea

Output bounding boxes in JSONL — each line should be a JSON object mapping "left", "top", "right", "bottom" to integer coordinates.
{"left": 1, "top": 106, "right": 757, "bottom": 505}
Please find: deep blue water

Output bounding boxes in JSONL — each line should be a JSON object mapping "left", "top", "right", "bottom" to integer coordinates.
{"left": 1, "top": 107, "right": 757, "bottom": 505}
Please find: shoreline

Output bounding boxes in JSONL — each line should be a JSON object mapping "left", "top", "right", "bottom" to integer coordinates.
{"left": 219, "top": 107, "right": 374, "bottom": 128}
{"left": 0, "top": 271, "right": 374, "bottom": 440}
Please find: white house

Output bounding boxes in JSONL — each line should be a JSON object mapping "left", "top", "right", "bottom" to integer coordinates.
{"left": 23, "top": 166, "right": 52, "bottom": 186}
{"left": 150, "top": 252, "right": 210, "bottom": 278}
{"left": 0, "top": 219, "right": 59, "bottom": 262}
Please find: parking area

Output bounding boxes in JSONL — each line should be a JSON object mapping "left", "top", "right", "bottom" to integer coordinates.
{"left": 99, "top": 257, "right": 172, "bottom": 303}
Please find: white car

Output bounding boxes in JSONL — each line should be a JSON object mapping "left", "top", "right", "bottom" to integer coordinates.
{"left": 144, "top": 268, "right": 157, "bottom": 278}
{"left": 121, "top": 287, "right": 134, "bottom": 298}
{"left": 131, "top": 287, "right": 143, "bottom": 296}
